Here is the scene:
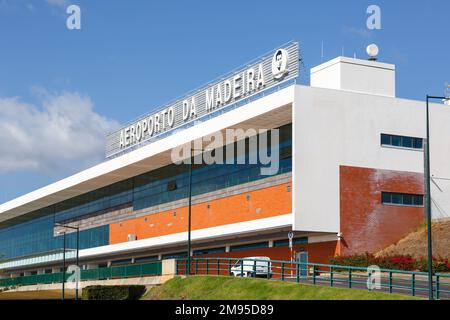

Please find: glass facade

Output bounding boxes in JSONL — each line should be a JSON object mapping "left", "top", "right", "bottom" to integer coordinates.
{"left": 133, "top": 126, "right": 292, "bottom": 212}
{"left": 0, "top": 124, "right": 292, "bottom": 261}
{"left": 0, "top": 214, "right": 108, "bottom": 260}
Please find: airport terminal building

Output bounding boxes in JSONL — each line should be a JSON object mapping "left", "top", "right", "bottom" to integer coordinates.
{"left": 1, "top": 41, "right": 450, "bottom": 277}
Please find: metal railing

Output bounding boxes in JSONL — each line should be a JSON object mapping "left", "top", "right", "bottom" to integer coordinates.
{"left": 175, "top": 257, "right": 450, "bottom": 300}
{"left": 0, "top": 260, "right": 162, "bottom": 288}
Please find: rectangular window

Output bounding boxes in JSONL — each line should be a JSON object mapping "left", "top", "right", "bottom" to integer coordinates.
{"left": 381, "top": 134, "right": 391, "bottom": 145}
{"left": 413, "top": 138, "right": 423, "bottom": 149}
{"left": 110, "top": 258, "right": 132, "bottom": 266}
{"left": 402, "top": 136, "right": 413, "bottom": 148}
{"left": 193, "top": 247, "right": 226, "bottom": 256}
{"left": 230, "top": 242, "right": 269, "bottom": 252}
{"left": 413, "top": 195, "right": 424, "bottom": 206}
{"left": 381, "top": 192, "right": 424, "bottom": 207}
{"left": 381, "top": 192, "right": 391, "bottom": 204}
{"left": 161, "top": 252, "right": 187, "bottom": 260}
{"left": 273, "top": 237, "right": 308, "bottom": 247}
{"left": 381, "top": 134, "right": 423, "bottom": 150}
{"left": 134, "top": 256, "right": 159, "bottom": 264}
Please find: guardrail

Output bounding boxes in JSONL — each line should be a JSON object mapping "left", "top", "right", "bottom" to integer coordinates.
{"left": 0, "top": 260, "right": 162, "bottom": 288}
{"left": 175, "top": 257, "right": 450, "bottom": 300}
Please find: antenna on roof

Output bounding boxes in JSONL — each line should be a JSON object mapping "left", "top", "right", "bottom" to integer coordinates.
{"left": 445, "top": 82, "right": 450, "bottom": 105}
{"left": 321, "top": 41, "right": 324, "bottom": 62}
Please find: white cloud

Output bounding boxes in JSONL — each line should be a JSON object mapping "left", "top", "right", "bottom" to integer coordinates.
{"left": 0, "top": 90, "right": 120, "bottom": 173}
{"left": 342, "top": 26, "right": 373, "bottom": 40}
{"left": 46, "top": 0, "right": 69, "bottom": 9}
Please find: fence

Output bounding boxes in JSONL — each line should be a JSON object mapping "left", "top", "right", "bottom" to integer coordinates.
{"left": 0, "top": 260, "right": 162, "bottom": 288}
{"left": 175, "top": 257, "right": 450, "bottom": 300}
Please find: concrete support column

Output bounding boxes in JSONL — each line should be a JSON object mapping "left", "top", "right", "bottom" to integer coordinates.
{"left": 161, "top": 259, "right": 176, "bottom": 282}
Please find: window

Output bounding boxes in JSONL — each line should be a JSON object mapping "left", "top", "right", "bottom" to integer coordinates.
{"left": 162, "top": 252, "right": 187, "bottom": 260}
{"left": 381, "top": 192, "right": 424, "bottom": 207}
{"left": 381, "top": 134, "right": 423, "bottom": 150}
{"left": 230, "top": 242, "right": 269, "bottom": 252}
{"left": 134, "top": 256, "right": 159, "bottom": 264}
{"left": 193, "top": 247, "right": 226, "bottom": 256}
{"left": 110, "top": 258, "right": 132, "bottom": 266}
{"left": 273, "top": 237, "right": 308, "bottom": 247}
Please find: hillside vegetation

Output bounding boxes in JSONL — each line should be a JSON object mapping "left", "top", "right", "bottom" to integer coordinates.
{"left": 377, "top": 220, "right": 450, "bottom": 259}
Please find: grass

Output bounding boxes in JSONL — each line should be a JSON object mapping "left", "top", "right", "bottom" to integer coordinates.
{"left": 143, "top": 276, "right": 420, "bottom": 300}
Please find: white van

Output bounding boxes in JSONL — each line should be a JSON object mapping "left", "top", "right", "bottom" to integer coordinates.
{"left": 229, "top": 257, "right": 273, "bottom": 278}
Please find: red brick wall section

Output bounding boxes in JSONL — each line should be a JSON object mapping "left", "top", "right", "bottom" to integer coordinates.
{"left": 340, "top": 166, "right": 424, "bottom": 256}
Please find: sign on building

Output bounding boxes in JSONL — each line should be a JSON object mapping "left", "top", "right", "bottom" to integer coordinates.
{"left": 105, "top": 42, "right": 299, "bottom": 158}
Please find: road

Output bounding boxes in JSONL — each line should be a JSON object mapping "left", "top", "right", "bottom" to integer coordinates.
{"left": 279, "top": 272, "right": 450, "bottom": 300}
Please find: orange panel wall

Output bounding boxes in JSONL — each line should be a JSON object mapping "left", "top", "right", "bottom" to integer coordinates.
{"left": 340, "top": 166, "right": 424, "bottom": 256}
{"left": 110, "top": 182, "right": 292, "bottom": 244}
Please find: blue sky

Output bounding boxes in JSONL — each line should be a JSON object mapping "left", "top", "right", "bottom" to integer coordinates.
{"left": 0, "top": 0, "right": 449, "bottom": 202}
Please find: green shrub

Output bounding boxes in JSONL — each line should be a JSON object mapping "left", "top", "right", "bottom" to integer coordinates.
{"left": 329, "top": 252, "right": 376, "bottom": 268}
{"left": 82, "top": 285, "right": 146, "bottom": 300}
{"left": 414, "top": 258, "right": 450, "bottom": 273}
{"left": 329, "top": 254, "right": 450, "bottom": 272}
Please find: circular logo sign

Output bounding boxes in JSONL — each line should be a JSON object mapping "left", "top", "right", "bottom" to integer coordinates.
{"left": 272, "top": 49, "right": 289, "bottom": 79}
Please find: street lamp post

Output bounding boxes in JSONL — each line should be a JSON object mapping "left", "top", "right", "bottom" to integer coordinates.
{"left": 187, "top": 148, "right": 204, "bottom": 276}
{"left": 56, "top": 224, "right": 80, "bottom": 300}
{"left": 61, "top": 231, "right": 66, "bottom": 300}
{"left": 187, "top": 149, "right": 194, "bottom": 276}
{"left": 424, "top": 95, "right": 450, "bottom": 300}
